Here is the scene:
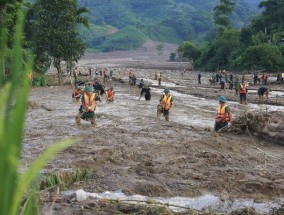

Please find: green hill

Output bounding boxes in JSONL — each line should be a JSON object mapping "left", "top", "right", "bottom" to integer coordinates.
{"left": 78, "top": 0, "right": 262, "bottom": 52}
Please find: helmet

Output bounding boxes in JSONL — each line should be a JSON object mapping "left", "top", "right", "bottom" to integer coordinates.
{"left": 164, "top": 88, "right": 170, "bottom": 93}
{"left": 85, "top": 86, "right": 92, "bottom": 92}
{"left": 218, "top": 96, "right": 226, "bottom": 103}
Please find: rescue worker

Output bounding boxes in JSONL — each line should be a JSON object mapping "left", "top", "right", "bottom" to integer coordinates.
{"left": 75, "top": 86, "right": 96, "bottom": 125}
{"left": 253, "top": 73, "right": 258, "bottom": 85}
{"left": 93, "top": 78, "right": 105, "bottom": 96}
{"left": 74, "top": 67, "right": 78, "bottom": 83}
{"left": 128, "top": 70, "right": 133, "bottom": 84}
{"left": 158, "top": 73, "right": 162, "bottom": 86}
{"left": 234, "top": 75, "right": 240, "bottom": 96}
{"left": 106, "top": 86, "right": 115, "bottom": 102}
{"left": 198, "top": 73, "right": 201, "bottom": 84}
{"left": 72, "top": 85, "right": 83, "bottom": 102}
{"left": 239, "top": 82, "right": 248, "bottom": 104}
{"left": 139, "top": 79, "right": 144, "bottom": 89}
{"left": 28, "top": 71, "right": 33, "bottom": 86}
{"left": 157, "top": 89, "right": 173, "bottom": 121}
{"left": 103, "top": 69, "right": 108, "bottom": 83}
{"left": 258, "top": 86, "right": 270, "bottom": 104}
{"left": 215, "top": 96, "right": 231, "bottom": 131}
{"left": 140, "top": 84, "right": 151, "bottom": 100}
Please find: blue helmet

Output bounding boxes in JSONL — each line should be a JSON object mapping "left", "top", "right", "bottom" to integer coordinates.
{"left": 164, "top": 88, "right": 170, "bottom": 93}
{"left": 85, "top": 86, "right": 93, "bottom": 92}
{"left": 218, "top": 96, "right": 226, "bottom": 103}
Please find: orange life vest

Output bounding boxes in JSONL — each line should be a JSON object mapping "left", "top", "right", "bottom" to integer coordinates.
{"left": 28, "top": 72, "right": 33, "bottom": 81}
{"left": 239, "top": 84, "right": 247, "bottom": 94}
{"left": 83, "top": 92, "right": 96, "bottom": 112}
{"left": 217, "top": 105, "right": 231, "bottom": 122}
{"left": 161, "top": 95, "right": 172, "bottom": 110}
{"left": 74, "top": 88, "right": 81, "bottom": 97}
{"left": 107, "top": 89, "right": 114, "bottom": 99}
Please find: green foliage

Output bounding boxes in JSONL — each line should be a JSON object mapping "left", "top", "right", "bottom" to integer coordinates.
{"left": 77, "top": 0, "right": 261, "bottom": 51}
{"left": 29, "top": 0, "right": 87, "bottom": 84}
{"left": 197, "top": 29, "right": 241, "bottom": 70}
{"left": 237, "top": 44, "right": 284, "bottom": 70}
{"left": 156, "top": 43, "right": 164, "bottom": 56}
{"left": 32, "top": 75, "right": 47, "bottom": 87}
{"left": 41, "top": 168, "right": 93, "bottom": 189}
{"left": 177, "top": 41, "right": 201, "bottom": 64}
{"left": 169, "top": 52, "right": 177, "bottom": 62}
{"left": 145, "top": 24, "right": 182, "bottom": 43}
{"left": 214, "top": 0, "right": 236, "bottom": 34}
{"left": 0, "top": 6, "right": 74, "bottom": 215}
{"left": 99, "top": 26, "right": 147, "bottom": 52}
{"left": 257, "top": 0, "right": 284, "bottom": 33}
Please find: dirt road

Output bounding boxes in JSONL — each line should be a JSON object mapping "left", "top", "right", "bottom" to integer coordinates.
{"left": 23, "top": 50, "right": 284, "bottom": 214}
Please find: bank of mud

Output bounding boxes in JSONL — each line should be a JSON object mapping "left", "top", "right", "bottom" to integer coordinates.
{"left": 23, "top": 54, "right": 284, "bottom": 214}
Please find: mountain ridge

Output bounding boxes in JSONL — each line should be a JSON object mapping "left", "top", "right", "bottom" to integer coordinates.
{"left": 77, "top": 0, "right": 262, "bottom": 52}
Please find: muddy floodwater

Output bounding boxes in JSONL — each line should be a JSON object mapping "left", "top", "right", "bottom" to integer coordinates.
{"left": 23, "top": 50, "right": 284, "bottom": 214}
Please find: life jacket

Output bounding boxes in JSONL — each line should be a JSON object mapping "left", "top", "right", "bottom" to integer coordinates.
{"left": 74, "top": 88, "right": 81, "bottom": 97}
{"left": 264, "top": 75, "right": 267, "bottom": 80}
{"left": 107, "top": 89, "right": 114, "bottom": 99}
{"left": 28, "top": 72, "right": 33, "bottom": 80}
{"left": 83, "top": 92, "right": 96, "bottom": 112}
{"left": 217, "top": 105, "right": 232, "bottom": 122}
{"left": 239, "top": 84, "right": 247, "bottom": 94}
{"left": 161, "top": 95, "right": 172, "bottom": 110}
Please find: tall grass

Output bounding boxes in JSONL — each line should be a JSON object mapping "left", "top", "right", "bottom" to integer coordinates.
{"left": 0, "top": 6, "right": 74, "bottom": 215}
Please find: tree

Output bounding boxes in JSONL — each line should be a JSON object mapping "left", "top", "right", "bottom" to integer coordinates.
{"left": 198, "top": 29, "right": 240, "bottom": 70}
{"left": 258, "top": 0, "right": 284, "bottom": 33}
{"left": 177, "top": 41, "right": 201, "bottom": 65}
{"left": 214, "top": 0, "right": 236, "bottom": 31}
{"left": 241, "top": 43, "right": 284, "bottom": 70}
{"left": 169, "top": 52, "right": 176, "bottom": 62}
{"left": 239, "top": 44, "right": 284, "bottom": 70}
{"left": 156, "top": 43, "right": 164, "bottom": 56}
{"left": 33, "top": 0, "right": 88, "bottom": 84}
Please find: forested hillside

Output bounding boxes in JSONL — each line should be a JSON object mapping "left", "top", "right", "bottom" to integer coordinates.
{"left": 77, "top": 0, "right": 261, "bottom": 52}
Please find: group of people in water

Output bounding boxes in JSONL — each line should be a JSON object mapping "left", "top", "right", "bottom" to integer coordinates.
{"left": 72, "top": 68, "right": 174, "bottom": 124}
{"left": 206, "top": 70, "right": 273, "bottom": 106}
{"left": 71, "top": 67, "right": 275, "bottom": 131}
{"left": 73, "top": 77, "right": 115, "bottom": 125}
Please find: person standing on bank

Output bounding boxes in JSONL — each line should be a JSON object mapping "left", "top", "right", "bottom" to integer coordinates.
{"left": 198, "top": 73, "right": 201, "bottom": 84}
{"left": 239, "top": 82, "right": 248, "bottom": 104}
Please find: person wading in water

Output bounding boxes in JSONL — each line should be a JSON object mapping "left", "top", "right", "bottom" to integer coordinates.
{"left": 157, "top": 88, "right": 173, "bottom": 121}
{"left": 75, "top": 86, "right": 96, "bottom": 125}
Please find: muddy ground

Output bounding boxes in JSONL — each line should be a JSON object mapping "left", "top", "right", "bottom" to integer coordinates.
{"left": 23, "top": 48, "right": 284, "bottom": 214}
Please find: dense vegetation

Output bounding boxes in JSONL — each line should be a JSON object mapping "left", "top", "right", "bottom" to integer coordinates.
{"left": 178, "top": 0, "right": 284, "bottom": 71}
{"left": 2, "top": 0, "right": 282, "bottom": 74}
{"left": 1, "top": 0, "right": 88, "bottom": 84}
{"left": 77, "top": 0, "right": 261, "bottom": 51}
